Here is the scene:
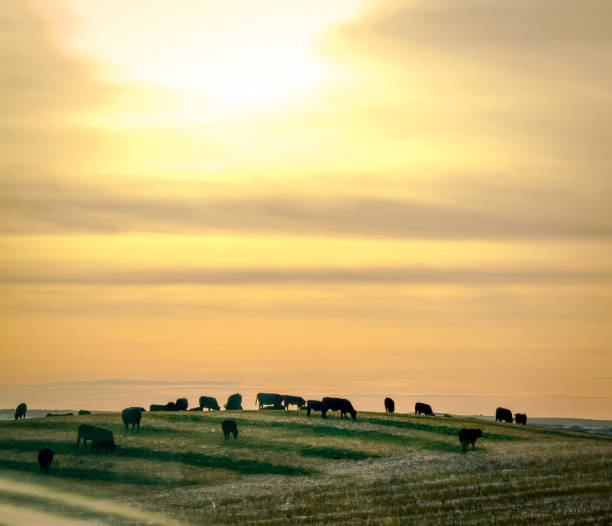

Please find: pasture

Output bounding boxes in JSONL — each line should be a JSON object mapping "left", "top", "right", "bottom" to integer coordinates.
{"left": 0, "top": 410, "right": 611, "bottom": 525}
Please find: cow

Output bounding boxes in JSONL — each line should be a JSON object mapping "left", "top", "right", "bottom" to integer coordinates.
{"left": 221, "top": 419, "right": 238, "bottom": 440}
{"left": 37, "top": 448, "right": 53, "bottom": 474}
{"left": 459, "top": 428, "right": 482, "bottom": 452}
{"left": 225, "top": 393, "right": 243, "bottom": 410}
{"left": 384, "top": 397, "right": 395, "bottom": 413}
{"left": 77, "top": 424, "right": 115, "bottom": 452}
{"left": 14, "top": 403, "right": 27, "bottom": 420}
{"left": 78, "top": 410, "right": 91, "bottom": 415}
{"left": 306, "top": 400, "right": 323, "bottom": 417}
{"left": 415, "top": 402, "right": 433, "bottom": 415}
{"left": 46, "top": 413, "right": 73, "bottom": 417}
{"left": 495, "top": 407, "right": 513, "bottom": 423}
{"left": 256, "top": 393, "right": 284, "bottom": 410}
{"left": 149, "top": 404, "right": 166, "bottom": 411}
{"left": 515, "top": 413, "right": 527, "bottom": 425}
{"left": 175, "top": 398, "right": 188, "bottom": 411}
{"left": 283, "top": 395, "right": 306, "bottom": 410}
{"left": 199, "top": 396, "right": 221, "bottom": 411}
{"left": 165, "top": 401, "right": 177, "bottom": 411}
{"left": 321, "top": 397, "right": 356, "bottom": 419}
{"left": 122, "top": 407, "right": 143, "bottom": 431}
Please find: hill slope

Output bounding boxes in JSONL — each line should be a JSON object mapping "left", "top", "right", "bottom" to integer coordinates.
{"left": 1, "top": 410, "right": 611, "bottom": 524}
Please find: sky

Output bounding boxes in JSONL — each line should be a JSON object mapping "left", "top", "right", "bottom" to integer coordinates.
{"left": 1, "top": 0, "right": 611, "bottom": 418}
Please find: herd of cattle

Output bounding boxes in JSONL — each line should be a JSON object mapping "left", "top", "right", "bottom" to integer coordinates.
{"left": 10, "top": 397, "right": 529, "bottom": 473}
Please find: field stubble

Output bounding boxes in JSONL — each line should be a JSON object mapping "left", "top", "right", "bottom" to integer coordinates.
{"left": 0, "top": 410, "right": 610, "bottom": 525}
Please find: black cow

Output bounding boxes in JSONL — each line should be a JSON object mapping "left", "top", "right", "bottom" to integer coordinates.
{"left": 149, "top": 404, "right": 165, "bottom": 411}
{"left": 225, "top": 393, "right": 243, "bottom": 410}
{"left": 415, "top": 402, "right": 433, "bottom": 415}
{"left": 165, "top": 401, "right": 177, "bottom": 411}
{"left": 78, "top": 410, "right": 91, "bottom": 415}
{"left": 77, "top": 424, "right": 115, "bottom": 452}
{"left": 256, "top": 393, "right": 284, "bottom": 409}
{"left": 14, "top": 403, "right": 27, "bottom": 420}
{"left": 199, "top": 396, "right": 220, "bottom": 411}
{"left": 46, "top": 413, "right": 73, "bottom": 417}
{"left": 37, "top": 448, "right": 53, "bottom": 473}
{"left": 175, "top": 398, "right": 188, "bottom": 411}
{"left": 122, "top": 407, "right": 142, "bottom": 431}
{"left": 321, "top": 397, "right": 356, "bottom": 419}
{"left": 459, "top": 428, "right": 482, "bottom": 452}
{"left": 495, "top": 407, "right": 513, "bottom": 423}
{"left": 283, "top": 395, "right": 306, "bottom": 410}
{"left": 306, "top": 400, "right": 323, "bottom": 417}
{"left": 221, "top": 419, "right": 238, "bottom": 440}
{"left": 515, "top": 413, "right": 527, "bottom": 425}
{"left": 384, "top": 397, "right": 395, "bottom": 413}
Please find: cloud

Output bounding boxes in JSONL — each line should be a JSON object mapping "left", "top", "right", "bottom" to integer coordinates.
{"left": 2, "top": 265, "right": 610, "bottom": 287}
{"left": 1, "top": 175, "right": 610, "bottom": 239}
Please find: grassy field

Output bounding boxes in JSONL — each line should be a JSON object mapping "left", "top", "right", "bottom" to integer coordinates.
{"left": 0, "top": 410, "right": 611, "bottom": 525}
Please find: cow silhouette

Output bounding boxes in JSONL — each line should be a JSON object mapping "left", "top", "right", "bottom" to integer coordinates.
{"left": 199, "top": 396, "right": 220, "bottom": 411}
{"left": 415, "top": 402, "right": 433, "bottom": 415}
{"left": 122, "top": 407, "right": 143, "bottom": 431}
{"left": 306, "top": 400, "right": 323, "bottom": 417}
{"left": 77, "top": 424, "right": 115, "bottom": 452}
{"left": 37, "top": 448, "right": 53, "bottom": 473}
{"left": 283, "top": 395, "right": 306, "bottom": 410}
{"left": 175, "top": 398, "right": 188, "bottom": 411}
{"left": 321, "top": 397, "right": 356, "bottom": 419}
{"left": 495, "top": 407, "right": 513, "bottom": 423}
{"left": 225, "top": 393, "right": 243, "bottom": 410}
{"left": 384, "top": 397, "right": 395, "bottom": 413}
{"left": 14, "top": 403, "right": 27, "bottom": 420}
{"left": 515, "top": 413, "right": 527, "bottom": 425}
{"left": 222, "top": 420, "right": 238, "bottom": 440}
{"left": 256, "top": 393, "right": 284, "bottom": 410}
{"left": 459, "top": 428, "right": 482, "bottom": 452}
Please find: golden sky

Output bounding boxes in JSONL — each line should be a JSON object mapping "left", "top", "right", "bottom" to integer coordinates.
{"left": 1, "top": 0, "right": 611, "bottom": 417}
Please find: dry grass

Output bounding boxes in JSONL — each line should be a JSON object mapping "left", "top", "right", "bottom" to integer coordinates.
{"left": 0, "top": 410, "right": 611, "bottom": 525}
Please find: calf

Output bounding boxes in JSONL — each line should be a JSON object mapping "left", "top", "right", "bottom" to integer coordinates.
{"left": 222, "top": 420, "right": 238, "bottom": 440}
{"left": 306, "top": 400, "right": 323, "bottom": 417}
{"left": 37, "top": 448, "right": 53, "bottom": 473}
{"left": 459, "top": 428, "right": 482, "bottom": 452}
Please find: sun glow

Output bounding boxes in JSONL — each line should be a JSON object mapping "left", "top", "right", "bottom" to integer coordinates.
{"left": 61, "top": 0, "right": 364, "bottom": 109}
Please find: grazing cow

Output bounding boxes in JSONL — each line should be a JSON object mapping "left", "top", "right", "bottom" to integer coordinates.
{"left": 122, "top": 407, "right": 143, "bottom": 431}
{"left": 46, "top": 413, "right": 73, "bottom": 417}
{"left": 384, "top": 397, "right": 395, "bottom": 413}
{"left": 321, "top": 397, "right": 357, "bottom": 419}
{"left": 37, "top": 448, "right": 53, "bottom": 474}
{"left": 415, "top": 402, "right": 433, "bottom": 415}
{"left": 77, "top": 424, "right": 115, "bottom": 452}
{"left": 515, "top": 413, "right": 527, "bottom": 425}
{"left": 256, "top": 393, "right": 284, "bottom": 410}
{"left": 495, "top": 407, "right": 513, "bottom": 423}
{"left": 78, "top": 410, "right": 91, "bottom": 415}
{"left": 225, "top": 393, "right": 243, "bottom": 410}
{"left": 199, "top": 396, "right": 221, "bottom": 411}
{"left": 459, "top": 428, "right": 482, "bottom": 452}
{"left": 306, "top": 400, "right": 323, "bottom": 417}
{"left": 221, "top": 420, "right": 238, "bottom": 440}
{"left": 175, "top": 398, "right": 188, "bottom": 411}
{"left": 283, "top": 395, "right": 306, "bottom": 410}
{"left": 165, "top": 401, "right": 177, "bottom": 411}
{"left": 149, "top": 404, "right": 166, "bottom": 411}
{"left": 14, "top": 403, "right": 27, "bottom": 420}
